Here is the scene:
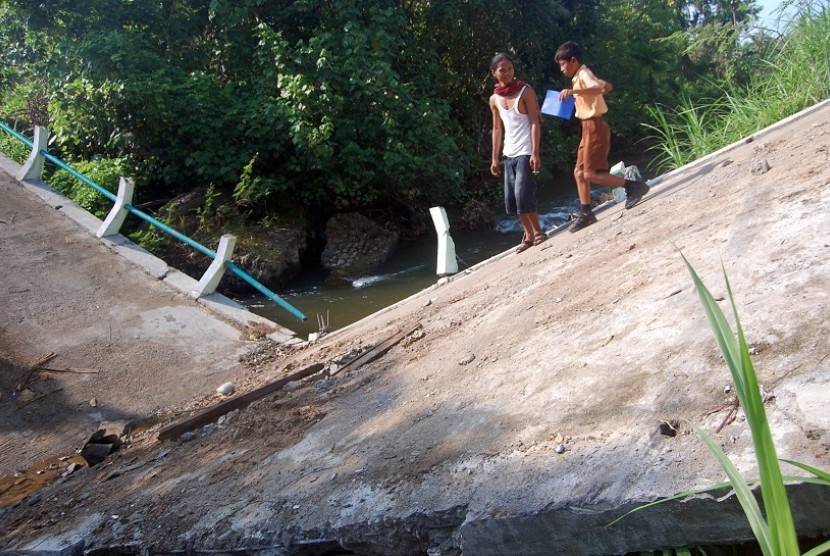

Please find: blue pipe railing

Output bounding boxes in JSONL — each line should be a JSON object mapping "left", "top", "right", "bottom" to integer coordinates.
{"left": 0, "top": 120, "right": 306, "bottom": 321}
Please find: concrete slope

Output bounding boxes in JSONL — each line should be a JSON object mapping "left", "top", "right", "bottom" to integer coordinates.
{"left": 0, "top": 159, "right": 297, "bottom": 479}
{"left": 1, "top": 102, "right": 829, "bottom": 555}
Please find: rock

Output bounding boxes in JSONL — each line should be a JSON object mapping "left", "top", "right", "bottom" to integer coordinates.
{"left": 458, "top": 354, "right": 476, "bottom": 366}
{"left": 750, "top": 158, "right": 770, "bottom": 174}
{"left": 179, "top": 432, "right": 197, "bottom": 443}
{"left": 216, "top": 382, "right": 235, "bottom": 396}
{"left": 62, "top": 463, "right": 80, "bottom": 477}
{"left": 321, "top": 213, "right": 399, "bottom": 279}
{"left": 80, "top": 443, "right": 113, "bottom": 466}
{"left": 156, "top": 190, "right": 307, "bottom": 292}
{"left": 457, "top": 199, "right": 495, "bottom": 230}
{"left": 283, "top": 380, "right": 301, "bottom": 392}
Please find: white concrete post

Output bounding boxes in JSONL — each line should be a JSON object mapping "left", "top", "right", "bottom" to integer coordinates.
{"left": 16, "top": 125, "right": 48, "bottom": 182}
{"left": 429, "top": 206, "right": 458, "bottom": 277}
{"left": 97, "top": 177, "right": 135, "bottom": 238}
{"left": 191, "top": 234, "right": 237, "bottom": 298}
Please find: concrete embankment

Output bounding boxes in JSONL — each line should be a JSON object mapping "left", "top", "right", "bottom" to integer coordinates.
{"left": 1, "top": 101, "right": 830, "bottom": 554}
{"left": 0, "top": 153, "right": 297, "bottom": 480}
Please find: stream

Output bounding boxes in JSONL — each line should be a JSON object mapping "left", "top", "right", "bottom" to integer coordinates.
{"left": 241, "top": 179, "right": 583, "bottom": 338}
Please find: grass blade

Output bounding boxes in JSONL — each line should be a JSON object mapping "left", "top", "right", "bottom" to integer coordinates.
{"left": 607, "top": 480, "right": 735, "bottom": 527}
{"left": 803, "top": 539, "right": 830, "bottom": 556}
{"left": 781, "top": 459, "right": 830, "bottom": 483}
{"left": 680, "top": 254, "right": 800, "bottom": 554}
{"left": 694, "top": 425, "right": 772, "bottom": 555}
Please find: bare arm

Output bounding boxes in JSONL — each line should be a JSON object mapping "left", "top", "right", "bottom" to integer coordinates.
{"left": 522, "top": 88, "right": 542, "bottom": 173}
{"left": 490, "top": 95, "right": 503, "bottom": 176}
{"left": 560, "top": 79, "right": 612, "bottom": 100}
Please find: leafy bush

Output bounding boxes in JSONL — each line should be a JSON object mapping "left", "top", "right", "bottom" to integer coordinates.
{"left": 47, "top": 158, "right": 125, "bottom": 217}
{"left": 0, "top": 129, "right": 30, "bottom": 163}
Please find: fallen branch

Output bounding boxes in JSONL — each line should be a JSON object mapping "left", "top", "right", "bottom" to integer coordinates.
{"left": 330, "top": 322, "right": 422, "bottom": 377}
{"left": 38, "top": 367, "right": 99, "bottom": 375}
{"left": 157, "top": 362, "right": 325, "bottom": 442}
{"left": 715, "top": 400, "right": 740, "bottom": 433}
{"left": 17, "top": 387, "right": 63, "bottom": 409}
{"left": 17, "top": 353, "right": 57, "bottom": 391}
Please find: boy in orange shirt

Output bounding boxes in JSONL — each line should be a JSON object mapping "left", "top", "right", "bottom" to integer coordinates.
{"left": 555, "top": 41, "right": 650, "bottom": 232}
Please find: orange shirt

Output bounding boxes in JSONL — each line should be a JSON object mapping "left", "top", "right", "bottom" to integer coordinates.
{"left": 573, "top": 65, "right": 608, "bottom": 120}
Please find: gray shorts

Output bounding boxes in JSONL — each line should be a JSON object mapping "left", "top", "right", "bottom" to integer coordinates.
{"left": 503, "top": 155, "right": 538, "bottom": 214}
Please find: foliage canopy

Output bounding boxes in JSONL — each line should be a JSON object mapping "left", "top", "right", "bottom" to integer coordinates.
{"left": 0, "top": 0, "right": 772, "bottom": 224}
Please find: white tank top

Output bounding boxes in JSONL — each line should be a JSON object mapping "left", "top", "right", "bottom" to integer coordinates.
{"left": 496, "top": 86, "right": 532, "bottom": 158}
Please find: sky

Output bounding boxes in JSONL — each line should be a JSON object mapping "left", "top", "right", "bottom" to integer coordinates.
{"left": 755, "top": 0, "right": 791, "bottom": 29}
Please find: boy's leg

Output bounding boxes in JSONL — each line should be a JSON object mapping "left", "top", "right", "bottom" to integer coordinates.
{"left": 570, "top": 124, "right": 599, "bottom": 233}
{"left": 582, "top": 119, "right": 649, "bottom": 209}
{"left": 519, "top": 212, "right": 544, "bottom": 241}
{"left": 515, "top": 156, "right": 544, "bottom": 242}
{"left": 574, "top": 138, "right": 592, "bottom": 206}
{"left": 505, "top": 157, "right": 533, "bottom": 253}
{"left": 515, "top": 156, "right": 547, "bottom": 253}
{"left": 504, "top": 158, "right": 518, "bottom": 215}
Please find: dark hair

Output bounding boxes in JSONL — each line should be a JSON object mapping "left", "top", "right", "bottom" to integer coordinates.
{"left": 490, "top": 52, "right": 513, "bottom": 72}
{"left": 554, "top": 41, "right": 583, "bottom": 63}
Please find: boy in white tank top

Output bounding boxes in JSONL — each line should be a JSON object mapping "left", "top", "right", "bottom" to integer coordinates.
{"left": 489, "top": 53, "right": 546, "bottom": 253}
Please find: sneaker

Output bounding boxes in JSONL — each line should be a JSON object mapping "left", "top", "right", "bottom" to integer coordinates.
{"left": 569, "top": 211, "right": 597, "bottom": 233}
{"left": 624, "top": 181, "right": 650, "bottom": 210}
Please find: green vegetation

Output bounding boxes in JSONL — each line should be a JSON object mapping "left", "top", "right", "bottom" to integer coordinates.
{"left": 48, "top": 158, "right": 125, "bottom": 217}
{"left": 1, "top": 0, "right": 779, "bottom": 226}
{"left": 0, "top": 128, "right": 28, "bottom": 164}
{"left": 645, "top": 0, "right": 830, "bottom": 170}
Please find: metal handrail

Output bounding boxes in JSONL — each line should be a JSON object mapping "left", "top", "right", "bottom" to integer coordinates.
{"left": 0, "top": 120, "right": 306, "bottom": 321}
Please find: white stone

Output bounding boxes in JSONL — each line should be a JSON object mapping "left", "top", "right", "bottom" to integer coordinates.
{"left": 216, "top": 382, "right": 235, "bottom": 396}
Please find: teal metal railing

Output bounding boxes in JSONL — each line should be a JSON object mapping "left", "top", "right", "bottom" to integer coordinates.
{"left": 0, "top": 120, "right": 306, "bottom": 321}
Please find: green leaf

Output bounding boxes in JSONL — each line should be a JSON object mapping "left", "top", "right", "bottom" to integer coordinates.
{"left": 607, "top": 480, "right": 735, "bottom": 527}
{"left": 680, "top": 253, "right": 800, "bottom": 555}
{"left": 802, "top": 539, "right": 830, "bottom": 556}
{"left": 694, "top": 425, "right": 772, "bottom": 555}
{"left": 780, "top": 459, "right": 830, "bottom": 484}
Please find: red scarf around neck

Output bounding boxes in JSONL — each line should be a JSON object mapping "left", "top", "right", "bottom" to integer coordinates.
{"left": 494, "top": 79, "right": 526, "bottom": 97}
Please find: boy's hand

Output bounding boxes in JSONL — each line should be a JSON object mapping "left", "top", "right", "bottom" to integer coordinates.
{"left": 559, "top": 89, "right": 573, "bottom": 100}
{"left": 490, "top": 159, "right": 501, "bottom": 176}
{"left": 530, "top": 154, "right": 541, "bottom": 174}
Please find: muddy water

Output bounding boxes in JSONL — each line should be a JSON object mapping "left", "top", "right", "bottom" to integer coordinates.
{"left": 243, "top": 180, "right": 582, "bottom": 338}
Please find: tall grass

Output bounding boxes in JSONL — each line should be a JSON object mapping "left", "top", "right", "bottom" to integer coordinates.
{"left": 645, "top": 0, "right": 830, "bottom": 170}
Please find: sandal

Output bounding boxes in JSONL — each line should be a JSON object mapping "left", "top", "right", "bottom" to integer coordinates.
{"left": 515, "top": 240, "right": 533, "bottom": 254}
{"left": 533, "top": 233, "right": 547, "bottom": 246}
